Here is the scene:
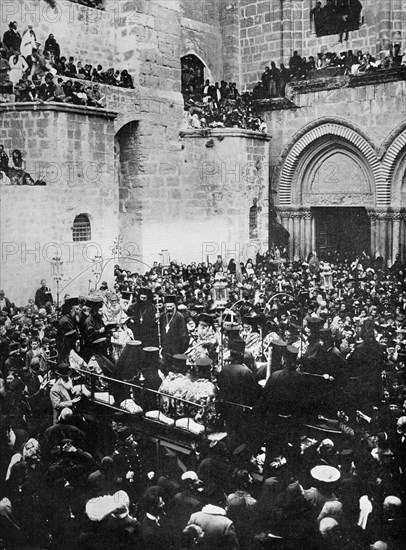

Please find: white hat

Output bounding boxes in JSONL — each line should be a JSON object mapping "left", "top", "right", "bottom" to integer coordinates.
{"left": 311, "top": 465, "right": 340, "bottom": 483}
{"left": 181, "top": 471, "right": 198, "bottom": 482}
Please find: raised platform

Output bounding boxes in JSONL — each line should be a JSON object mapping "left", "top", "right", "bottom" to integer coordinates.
{"left": 179, "top": 127, "right": 271, "bottom": 140}
{"left": 287, "top": 66, "right": 406, "bottom": 96}
{"left": 0, "top": 100, "right": 117, "bottom": 119}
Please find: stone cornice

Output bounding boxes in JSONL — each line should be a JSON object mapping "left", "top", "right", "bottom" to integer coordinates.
{"left": 0, "top": 101, "right": 117, "bottom": 119}
{"left": 287, "top": 67, "right": 406, "bottom": 96}
{"left": 179, "top": 128, "right": 271, "bottom": 141}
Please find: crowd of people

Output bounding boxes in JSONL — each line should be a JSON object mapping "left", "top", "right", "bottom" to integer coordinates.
{"left": 184, "top": 82, "right": 267, "bottom": 132}
{"left": 0, "top": 145, "right": 45, "bottom": 186}
{"left": 0, "top": 248, "right": 405, "bottom": 549}
{"left": 183, "top": 40, "right": 406, "bottom": 114}
{"left": 310, "top": 0, "right": 363, "bottom": 42}
{"left": 0, "top": 22, "right": 134, "bottom": 106}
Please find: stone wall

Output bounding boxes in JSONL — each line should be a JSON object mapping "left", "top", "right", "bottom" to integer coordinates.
{"left": 238, "top": 0, "right": 406, "bottom": 89}
{"left": 263, "top": 79, "right": 406, "bottom": 181}
{"left": 2, "top": 0, "right": 115, "bottom": 70}
{"left": 0, "top": 104, "right": 118, "bottom": 304}
{"left": 139, "top": 128, "right": 270, "bottom": 265}
{"left": 259, "top": 78, "right": 406, "bottom": 263}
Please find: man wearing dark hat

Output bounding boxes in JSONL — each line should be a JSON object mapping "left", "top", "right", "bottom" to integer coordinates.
{"left": 255, "top": 344, "right": 304, "bottom": 462}
{"left": 301, "top": 316, "right": 324, "bottom": 371}
{"left": 2, "top": 21, "right": 22, "bottom": 54}
{"left": 127, "top": 287, "right": 158, "bottom": 348}
{"left": 217, "top": 339, "right": 260, "bottom": 449}
{"left": 83, "top": 296, "right": 106, "bottom": 362}
{"left": 159, "top": 296, "right": 188, "bottom": 362}
{"left": 56, "top": 297, "right": 80, "bottom": 357}
{"left": 49, "top": 363, "right": 82, "bottom": 424}
{"left": 34, "top": 279, "right": 54, "bottom": 309}
{"left": 346, "top": 317, "right": 386, "bottom": 410}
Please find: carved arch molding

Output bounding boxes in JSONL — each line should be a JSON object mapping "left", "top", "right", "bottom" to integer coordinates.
{"left": 278, "top": 121, "right": 406, "bottom": 208}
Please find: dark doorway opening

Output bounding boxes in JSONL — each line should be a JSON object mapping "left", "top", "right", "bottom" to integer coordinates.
{"left": 313, "top": 207, "right": 370, "bottom": 261}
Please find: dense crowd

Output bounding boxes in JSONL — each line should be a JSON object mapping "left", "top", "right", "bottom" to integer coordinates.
{"left": 184, "top": 82, "right": 267, "bottom": 132}
{"left": 0, "top": 22, "right": 133, "bottom": 107}
{"left": 183, "top": 40, "right": 406, "bottom": 117}
{"left": 0, "top": 248, "right": 405, "bottom": 549}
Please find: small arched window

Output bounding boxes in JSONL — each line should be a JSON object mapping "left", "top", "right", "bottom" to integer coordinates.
{"left": 72, "top": 214, "right": 91, "bottom": 242}
{"left": 249, "top": 203, "right": 258, "bottom": 239}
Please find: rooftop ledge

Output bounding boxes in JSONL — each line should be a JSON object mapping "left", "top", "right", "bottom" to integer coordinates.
{"left": 0, "top": 101, "right": 117, "bottom": 119}
{"left": 179, "top": 128, "right": 271, "bottom": 141}
{"left": 286, "top": 66, "right": 406, "bottom": 96}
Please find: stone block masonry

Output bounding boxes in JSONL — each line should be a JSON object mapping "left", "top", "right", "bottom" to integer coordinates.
{"left": 0, "top": 104, "right": 118, "bottom": 303}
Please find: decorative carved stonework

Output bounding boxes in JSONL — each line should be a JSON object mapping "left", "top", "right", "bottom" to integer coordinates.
{"left": 302, "top": 193, "right": 374, "bottom": 206}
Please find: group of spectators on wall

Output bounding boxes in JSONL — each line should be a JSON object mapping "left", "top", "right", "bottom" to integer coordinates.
{"left": 184, "top": 80, "right": 267, "bottom": 132}
{"left": 0, "top": 246, "right": 406, "bottom": 549}
{"left": 253, "top": 43, "right": 406, "bottom": 99}
{"left": 0, "top": 22, "right": 134, "bottom": 106}
{"left": 0, "top": 143, "right": 45, "bottom": 186}
{"left": 183, "top": 39, "right": 406, "bottom": 111}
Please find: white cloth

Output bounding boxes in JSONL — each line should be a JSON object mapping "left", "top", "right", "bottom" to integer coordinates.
{"left": 9, "top": 55, "right": 29, "bottom": 84}
{"left": 20, "top": 31, "right": 36, "bottom": 58}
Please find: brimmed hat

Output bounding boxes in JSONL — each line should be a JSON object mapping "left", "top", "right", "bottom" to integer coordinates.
{"left": 56, "top": 363, "right": 72, "bottom": 377}
{"left": 181, "top": 471, "right": 199, "bottom": 482}
{"left": 86, "top": 296, "right": 104, "bottom": 308}
{"left": 286, "top": 345, "right": 299, "bottom": 356}
{"left": 61, "top": 297, "right": 79, "bottom": 315}
{"left": 92, "top": 337, "right": 106, "bottom": 345}
{"left": 195, "top": 357, "right": 212, "bottom": 368}
{"left": 138, "top": 286, "right": 152, "bottom": 299}
{"left": 307, "top": 316, "right": 323, "bottom": 326}
{"left": 198, "top": 313, "right": 214, "bottom": 326}
{"left": 310, "top": 465, "right": 340, "bottom": 483}
{"left": 229, "top": 339, "right": 246, "bottom": 355}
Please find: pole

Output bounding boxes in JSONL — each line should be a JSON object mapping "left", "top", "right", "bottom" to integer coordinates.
{"left": 154, "top": 295, "right": 162, "bottom": 354}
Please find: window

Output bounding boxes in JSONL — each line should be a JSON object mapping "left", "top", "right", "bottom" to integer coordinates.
{"left": 311, "top": 0, "right": 362, "bottom": 39}
{"left": 72, "top": 214, "right": 91, "bottom": 242}
{"left": 249, "top": 203, "right": 258, "bottom": 239}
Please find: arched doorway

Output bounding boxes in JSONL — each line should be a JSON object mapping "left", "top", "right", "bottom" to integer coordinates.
{"left": 115, "top": 121, "right": 143, "bottom": 260}
{"left": 181, "top": 54, "right": 205, "bottom": 104}
{"left": 277, "top": 121, "right": 379, "bottom": 261}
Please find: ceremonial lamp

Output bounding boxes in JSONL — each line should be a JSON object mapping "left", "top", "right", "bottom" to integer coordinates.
{"left": 89, "top": 253, "right": 103, "bottom": 293}
{"left": 50, "top": 255, "right": 64, "bottom": 308}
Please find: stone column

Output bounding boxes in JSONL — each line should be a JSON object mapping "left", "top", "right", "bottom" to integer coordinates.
{"left": 391, "top": 212, "right": 401, "bottom": 264}
{"left": 368, "top": 211, "right": 377, "bottom": 258}
{"left": 376, "top": 212, "right": 390, "bottom": 264}
{"left": 311, "top": 214, "right": 316, "bottom": 254}
{"left": 303, "top": 210, "right": 312, "bottom": 259}
{"left": 292, "top": 213, "right": 301, "bottom": 261}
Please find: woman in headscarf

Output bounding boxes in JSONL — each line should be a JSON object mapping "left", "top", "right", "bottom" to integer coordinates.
{"left": 9, "top": 53, "right": 29, "bottom": 85}
{"left": 44, "top": 33, "right": 60, "bottom": 59}
{"left": 20, "top": 27, "right": 37, "bottom": 70}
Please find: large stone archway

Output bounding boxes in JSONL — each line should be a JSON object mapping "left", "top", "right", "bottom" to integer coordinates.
{"left": 276, "top": 121, "right": 386, "bottom": 261}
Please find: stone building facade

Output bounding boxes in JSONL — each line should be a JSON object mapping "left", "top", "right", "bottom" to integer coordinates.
{"left": 0, "top": 0, "right": 405, "bottom": 302}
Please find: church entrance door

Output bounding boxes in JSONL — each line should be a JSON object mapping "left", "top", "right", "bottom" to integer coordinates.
{"left": 313, "top": 207, "right": 370, "bottom": 261}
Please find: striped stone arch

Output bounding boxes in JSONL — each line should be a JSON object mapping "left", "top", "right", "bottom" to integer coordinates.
{"left": 381, "top": 127, "right": 406, "bottom": 191}
{"left": 278, "top": 121, "right": 387, "bottom": 206}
